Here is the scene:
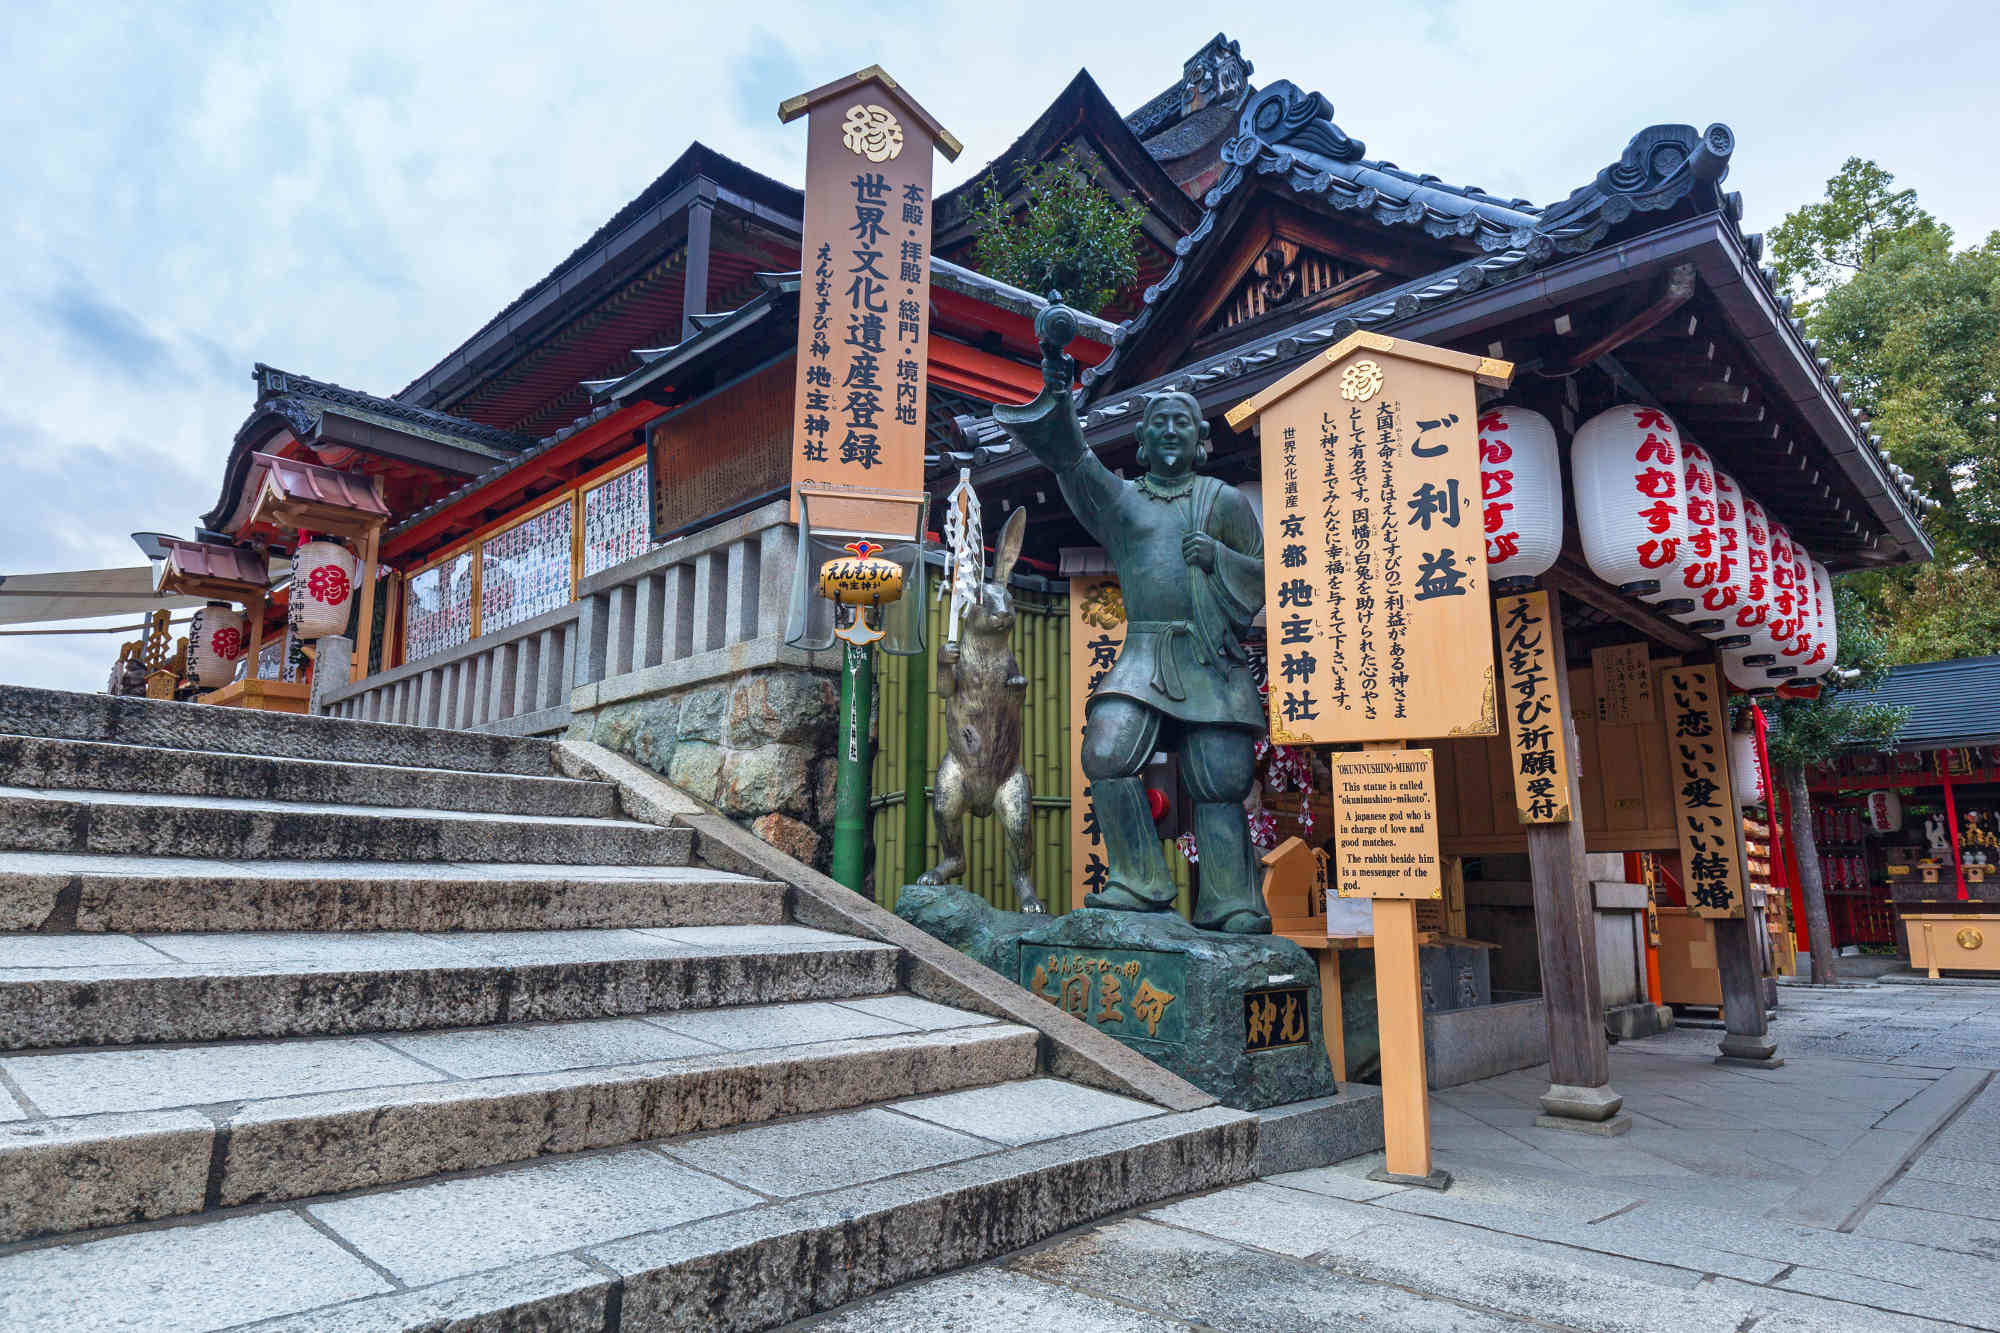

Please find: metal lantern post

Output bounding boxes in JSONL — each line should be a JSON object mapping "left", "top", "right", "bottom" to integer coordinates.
{"left": 785, "top": 484, "right": 931, "bottom": 899}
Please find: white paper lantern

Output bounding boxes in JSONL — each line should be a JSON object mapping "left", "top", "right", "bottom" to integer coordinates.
{"left": 1669, "top": 441, "right": 1729, "bottom": 633}
{"left": 1807, "top": 559, "right": 1840, "bottom": 678}
{"left": 186, "top": 602, "right": 247, "bottom": 689}
{"left": 1477, "top": 405, "right": 1564, "bottom": 587}
{"left": 1729, "top": 728, "right": 1767, "bottom": 804}
{"left": 289, "top": 540, "right": 357, "bottom": 640}
{"left": 1721, "top": 645, "right": 1777, "bottom": 693}
{"left": 1707, "top": 470, "right": 1758, "bottom": 648}
{"left": 1867, "top": 789, "right": 1903, "bottom": 834}
{"left": 1734, "top": 493, "right": 1786, "bottom": 666}
{"left": 1770, "top": 529, "right": 1818, "bottom": 678}
{"left": 1572, "top": 404, "right": 1690, "bottom": 606}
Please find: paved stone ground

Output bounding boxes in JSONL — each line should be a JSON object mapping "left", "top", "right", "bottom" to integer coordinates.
{"left": 795, "top": 982, "right": 2000, "bottom": 1331}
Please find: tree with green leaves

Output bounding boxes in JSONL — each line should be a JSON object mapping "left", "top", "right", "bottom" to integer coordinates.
{"left": 968, "top": 146, "right": 1145, "bottom": 317}
{"left": 1771, "top": 160, "right": 2000, "bottom": 658}
{"left": 1761, "top": 584, "right": 1907, "bottom": 984}
{"left": 1768, "top": 158, "right": 1953, "bottom": 303}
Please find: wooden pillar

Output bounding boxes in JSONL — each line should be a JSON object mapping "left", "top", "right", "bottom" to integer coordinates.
{"left": 243, "top": 591, "right": 267, "bottom": 678}
{"left": 1525, "top": 589, "right": 1628, "bottom": 1133}
{"left": 350, "top": 522, "right": 382, "bottom": 684}
{"left": 1714, "top": 911, "right": 1779, "bottom": 1065}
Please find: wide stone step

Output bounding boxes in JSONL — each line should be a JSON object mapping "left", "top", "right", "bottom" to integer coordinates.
{"left": 0, "top": 852, "right": 782, "bottom": 934}
{"left": 0, "top": 1085, "right": 1252, "bottom": 1332}
{"left": 0, "top": 999, "right": 1034, "bottom": 1242}
{"left": 0, "top": 786, "right": 689, "bottom": 865}
{"left": 0, "top": 926, "right": 899, "bottom": 1048}
{"left": 0, "top": 734, "right": 619, "bottom": 817}
{"left": 0, "top": 684, "right": 558, "bottom": 776}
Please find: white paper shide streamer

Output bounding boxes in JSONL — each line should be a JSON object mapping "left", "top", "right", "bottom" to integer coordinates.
{"left": 942, "top": 469, "right": 982, "bottom": 645}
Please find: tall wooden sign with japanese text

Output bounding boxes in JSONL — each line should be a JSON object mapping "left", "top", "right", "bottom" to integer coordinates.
{"left": 780, "top": 67, "right": 961, "bottom": 525}
{"left": 1496, "top": 591, "right": 1573, "bottom": 824}
{"left": 1228, "top": 333, "right": 1512, "bottom": 746}
{"left": 1664, "top": 664, "right": 1749, "bottom": 918}
{"left": 1069, "top": 574, "right": 1127, "bottom": 912}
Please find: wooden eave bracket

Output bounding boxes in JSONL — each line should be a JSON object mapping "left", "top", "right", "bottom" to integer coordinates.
{"left": 777, "top": 64, "right": 963, "bottom": 161}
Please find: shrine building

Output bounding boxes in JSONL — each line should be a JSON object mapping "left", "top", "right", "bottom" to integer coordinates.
{"left": 169, "top": 34, "right": 1932, "bottom": 1121}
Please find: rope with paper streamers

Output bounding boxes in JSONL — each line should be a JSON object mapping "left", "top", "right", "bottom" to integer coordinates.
{"left": 943, "top": 468, "right": 982, "bottom": 645}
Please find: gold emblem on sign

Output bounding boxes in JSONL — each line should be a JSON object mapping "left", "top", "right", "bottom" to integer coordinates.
{"left": 1958, "top": 927, "right": 1985, "bottom": 950}
{"left": 1078, "top": 581, "right": 1127, "bottom": 629}
{"left": 840, "top": 104, "right": 904, "bottom": 162}
{"left": 1338, "top": 359, "right": 1384, "bottom": 402}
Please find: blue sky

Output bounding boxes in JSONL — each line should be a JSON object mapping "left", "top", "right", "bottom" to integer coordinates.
{"left": 3, "top": 0, "right": 1995, "bottom": 689}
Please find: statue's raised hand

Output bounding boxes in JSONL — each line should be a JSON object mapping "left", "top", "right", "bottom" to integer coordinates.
{"left": 1182, "top": 530, "right": 1217, "bottom": 570}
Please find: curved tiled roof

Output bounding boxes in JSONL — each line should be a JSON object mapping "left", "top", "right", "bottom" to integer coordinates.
{"left": 1082, "top": 79, "right": 1732, "bottom": 396}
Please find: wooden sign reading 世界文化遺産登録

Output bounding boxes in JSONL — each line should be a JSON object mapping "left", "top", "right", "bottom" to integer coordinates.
{"left": 1228, "top": 333, "right": 1513, "bottom": 746}
{"left": 1663, "top": 663, "right": 1749, "bottom": 919}
{"left": 1068, "top": 574, "right": 1128, "bottom": 911}
{"left": 780, "top": 67, "right": 960, "bottom": 526}
{"left": 1593, "top": 642, "right": 1656, "bottom": 725}
{"left": 1496, "top": 590, "right": 1573, "bottom": 825}
{"left": 1330, "top": 748, "right": 1442, "bottom": 901}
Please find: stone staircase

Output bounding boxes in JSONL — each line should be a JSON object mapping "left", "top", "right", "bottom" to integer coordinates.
{"left": 0, "top": 686, "right": 1251, "bottom": 1331}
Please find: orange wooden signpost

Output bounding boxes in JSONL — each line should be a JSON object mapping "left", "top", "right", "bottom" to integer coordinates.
{"left": 1230, "top": 332, "right": 1513, "bottom": 1190}
{"left": 779, "top": 66, "right": 960, "bottom": 526}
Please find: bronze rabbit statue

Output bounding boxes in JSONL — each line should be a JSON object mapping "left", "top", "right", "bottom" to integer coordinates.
{"left": 918, "top": 506, "right": 1044, "bottom": 912}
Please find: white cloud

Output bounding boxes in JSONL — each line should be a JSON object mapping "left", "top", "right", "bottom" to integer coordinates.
{"left": 3, "top": 0, "right": 1993, "bottom": 690}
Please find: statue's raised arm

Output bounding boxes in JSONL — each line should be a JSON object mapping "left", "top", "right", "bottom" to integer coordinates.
{"left": 990, "top": 304, "right": 1122, "bottom": 546}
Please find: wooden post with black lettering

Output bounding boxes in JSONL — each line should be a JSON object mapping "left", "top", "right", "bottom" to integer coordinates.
{"left": 1516, "top": 589, "right": 1630, "bottom": 1133}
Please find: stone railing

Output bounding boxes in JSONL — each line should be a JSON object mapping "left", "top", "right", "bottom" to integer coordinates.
{"left": 318, "top": 601, "right": 579, "bottom": 737}
{"left": 321, "top": 499, "right": 823, "bottom": 738}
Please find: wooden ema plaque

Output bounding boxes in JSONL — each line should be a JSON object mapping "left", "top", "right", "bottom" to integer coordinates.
{"left": 1496, "top": 591, "right": 1573, "bottom": 825}
{"left": 1068, "top": 574, "right": 1128, "bottom": 912}
{"left": 780, "top": 67, "right": 959, "bottom": 526}
{"left": 1663, "top": 664, "right": 1749, "bottom": 919}
{"left": 1229, "top": 332, "right": 1512, "bottom": 746}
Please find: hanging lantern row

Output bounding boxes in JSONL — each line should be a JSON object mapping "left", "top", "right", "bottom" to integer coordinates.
{"left": 186, "top": 601, "right": 247, "bottom": 690}
{"left": 1495, "top": 399, "right": 1842, "bottom": 692}
{"left": 290, "top": 539, "right": 357, "bottom": 640}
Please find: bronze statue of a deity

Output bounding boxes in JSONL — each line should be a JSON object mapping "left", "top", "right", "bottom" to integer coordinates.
{"left": 994, "top": 304, "right": 1271, "bottom": 933}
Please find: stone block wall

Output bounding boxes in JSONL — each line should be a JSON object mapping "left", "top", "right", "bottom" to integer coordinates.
{"left": 570, "top": 666, "right": 840, "bottom": 869}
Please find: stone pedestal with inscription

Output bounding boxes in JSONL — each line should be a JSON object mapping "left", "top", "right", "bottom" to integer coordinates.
{"left": 895, "top": 883, "right": 1336, "bottom": 1110}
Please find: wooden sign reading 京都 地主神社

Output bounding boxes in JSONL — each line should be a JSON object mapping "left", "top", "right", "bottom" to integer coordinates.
{"left": 780, "top": 68, "right": 960, "bottom": 527}
{"left": 1227, "top": 333, "right": 1514, "bottom": 746}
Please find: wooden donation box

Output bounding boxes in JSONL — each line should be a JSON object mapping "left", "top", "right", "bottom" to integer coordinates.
{"left": 1231, "top": 332, "right": 1512, "bottom": 1189}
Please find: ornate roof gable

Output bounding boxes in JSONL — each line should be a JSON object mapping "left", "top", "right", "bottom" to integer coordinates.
{"left": 1083, "top": 82, "right": 1738, "bottom": 397}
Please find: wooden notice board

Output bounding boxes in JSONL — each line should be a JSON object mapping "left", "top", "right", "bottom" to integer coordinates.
{"left": 649, "top": 359, "right": 794, "bottom": 540}
{"left": 1330, "top": 748, "right": 1442, "bottom": 901}
{"left": 1662, "top": 664, "right": 1748, "bottom": 918}
{"left": 1593, "top": 643, "right": 1656, "bottom": 725}
{"left": 1068, "top": 575, "right": 1128, "bottom": 909}
{"left": 1496, "top": 590, "right": 1572, "bottom": 824}
{"left": 781, "top": 68, "right": 959, "bottom": 523}
{"left": 1228, "top": 333, "right": 1512, "bottom": 745}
